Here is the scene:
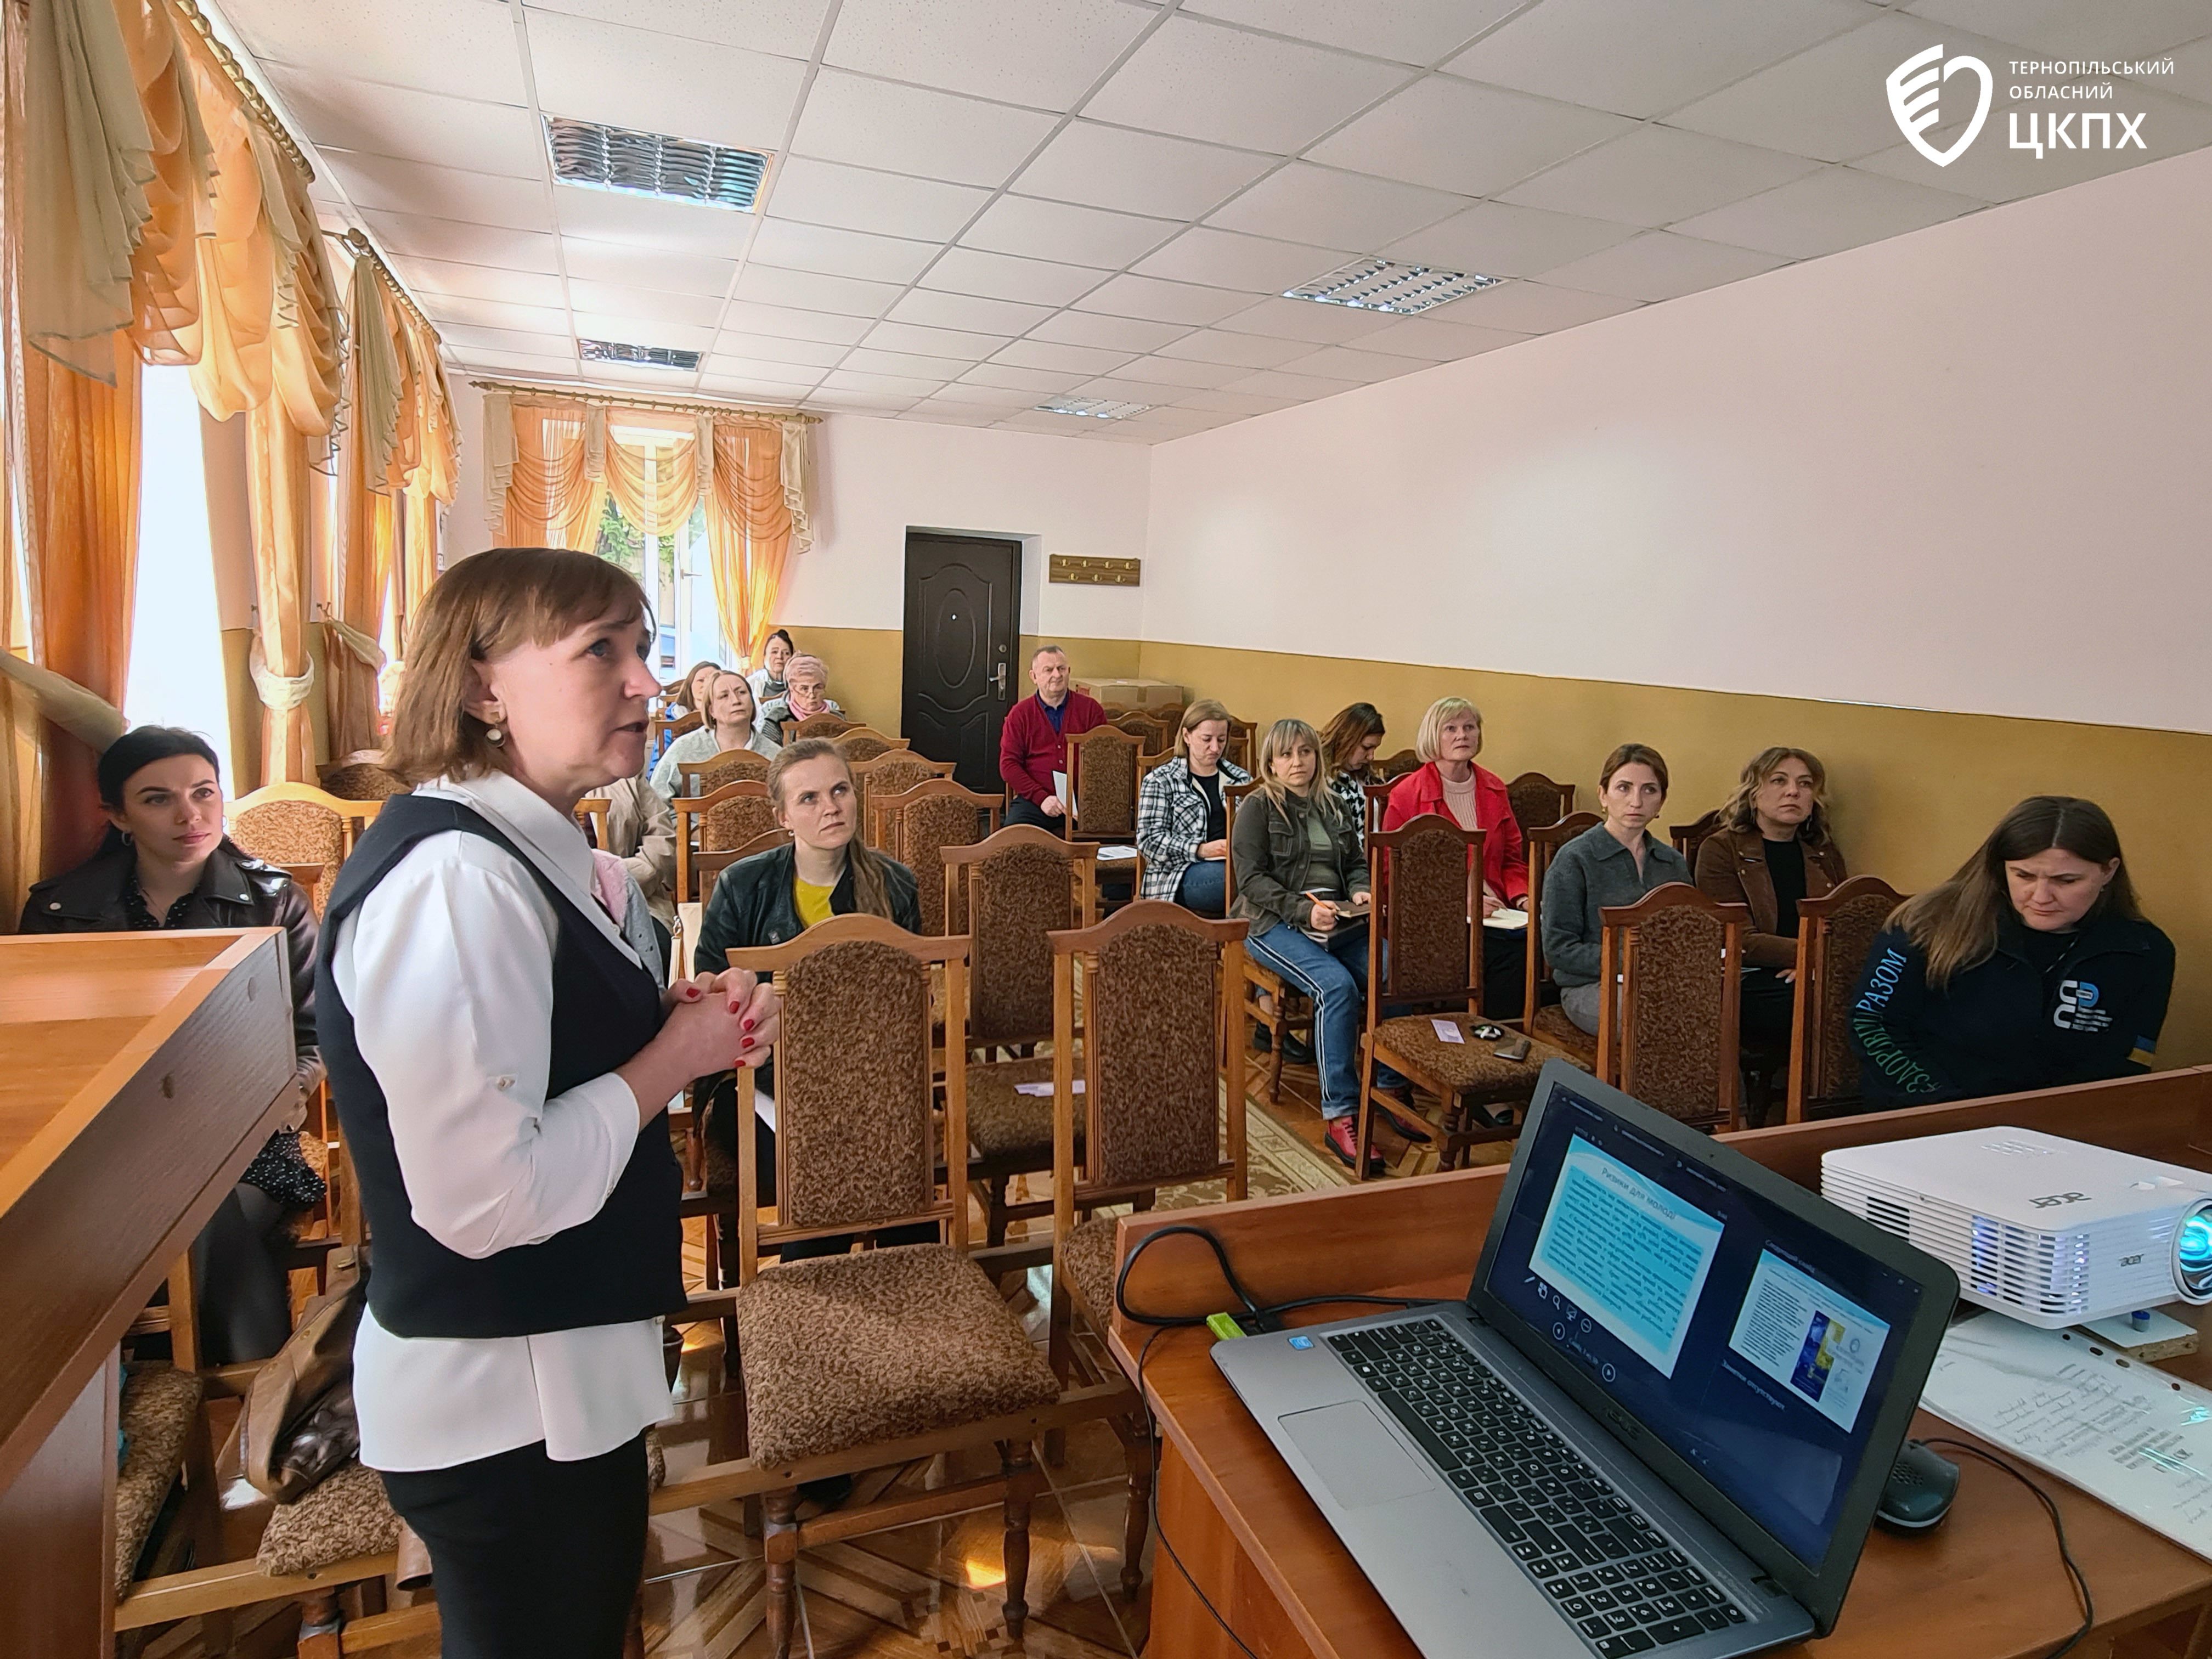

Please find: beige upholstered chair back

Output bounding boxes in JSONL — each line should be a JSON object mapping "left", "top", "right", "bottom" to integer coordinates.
{"left": 1088, "top": 915, "right": 1229, "bottom": 1190}
{"left": 1790, "top": 876, "right": 1908, "bottom": 1119}
{"left": 228, "top": 786, "right": 375, "bottom": 919}
{"left": 679, "top": 748, "right": 770, "bottom": 796}
{"left": 789, "top": 712, "right": 855, "bottom": 742}
{"left": 699, "top": 783, "right": 777, "bottom": 850}
{"left": 1522, "top": 811, "right": 1601, "bottom": 1026}
{"left": 1599, "top": 885, "right": 1748, "bottom": 1130}
{"left": 318, "top": 754, "right": 407, "bottom": 802}
{"left": 1109, "top": 711, "right": 1172, "bottom": 754}
{"left": 1064, "top": 725, "right": 1142, "bottom": 841}
{"left": 834, "top": 729, "right": 907, "bottom": 765}
{"left": 1371, "top": 813, "right": 1482, "bottom": 1007}
{"left": 874, "top": 778, "right": 1000, "bottom": 935}
{"left": 850, "top": 749, "right": 950, "bottom": 837}
{"left": 1506, "top": 771, "right": 1575, "bottom": 834}
{"left": 945, "top": 827, "right": 1097, "bottom": 1047}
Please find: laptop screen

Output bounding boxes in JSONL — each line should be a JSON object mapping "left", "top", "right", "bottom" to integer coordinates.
{"left": 1478, "top": 1081, "right": 1931, "bottom": 1570}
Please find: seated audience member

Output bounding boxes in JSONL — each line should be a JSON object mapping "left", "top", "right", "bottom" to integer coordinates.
{"left": 747, "top": 628, "right": 795, "bottom": 735}
{"left": 758, "top": 653, "right": 842, "bottom": 734}
{"left": 1695, "top": 747, "right": 1848, "bottom": 1048}
{"left": 1850, "top": 796, "right": 2172, "bottom": 1110}
{"left": 1137, "top": 698, "right": 1251, "bottom": 917}
{"left": 1321, "top": 702, "right": 1387, "bottom": 848}
{"left": 691, "top": 739, "right": 930, "bottom": 1264}
{"left": 997, "top": 644, "right": 1104, "bottom": 831}
{"left": 1231, "top": 718, "right": 1425, "bottom": 1171}
{"left": 1541, "top": 743, "right": 1691, "bottom": 1035}
{"left": 600, "top": 770, "right": 678, "bottom": 962}
{"left": 21, "top": 727, "right": 323, "bottom": 1364}
{"left": 1382, "top": 697, "right": 1528, "bottom": 1018}
{"left": 665, "top": 659, "right": 722, "bottom": 720}
{"left": 650, "top": 669, "right": 780, "bottom": 799}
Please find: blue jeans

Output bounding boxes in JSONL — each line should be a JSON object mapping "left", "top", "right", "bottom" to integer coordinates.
{"left": 1175, "top": 859, "right": 1227, "bottom": 917}
{"left": 1247, "top": 924, "right": 1370, "bottom": 1120}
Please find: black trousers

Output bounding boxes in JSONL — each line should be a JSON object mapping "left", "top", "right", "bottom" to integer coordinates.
{"left": 1740, "top": 967, "right": 1797, "bottom": 1051}
{"left": 1482, "top": 927, "right": 1527, "bottom": 1021}
{"left": 379, "top": 1433, "right": 648, "bottom": 1659}
{"left": 1004, "top": 797, "right": 1055, "bottom": 831}
{"left": 189, "top": 1183, "right": 292, "bottom": 1365}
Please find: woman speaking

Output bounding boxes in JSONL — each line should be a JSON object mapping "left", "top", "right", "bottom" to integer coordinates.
{"left": 319, "top": 548, "right": 776, "bottom": 1658}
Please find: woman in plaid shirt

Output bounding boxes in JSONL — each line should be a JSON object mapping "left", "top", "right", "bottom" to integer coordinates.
{"left": 1135, "top": 699, "right": 1251, "bottom": 916}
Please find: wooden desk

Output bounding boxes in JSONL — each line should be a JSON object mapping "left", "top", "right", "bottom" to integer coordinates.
{"left": 1110, "top": 1069, "right": 2212, "bottom": 1659}
{"left": 0, "top": 930, "right": 298, "bottom": 1655}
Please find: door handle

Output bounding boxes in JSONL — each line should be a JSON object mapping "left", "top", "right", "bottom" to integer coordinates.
{"left": 992, "top": 662, "right": 1007, "bottom": 695}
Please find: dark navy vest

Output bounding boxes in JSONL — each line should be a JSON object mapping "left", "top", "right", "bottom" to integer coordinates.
{"left": 318, "top": 795, "right": 686, "bottom": 1339}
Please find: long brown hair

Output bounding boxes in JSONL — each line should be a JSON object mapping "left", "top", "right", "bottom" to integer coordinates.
{"left": 667, "top": 658, "right": 720, "bottom": 708}
{"left": 387, "top": 549, "right": 647, "bottom": 784}
{"left": 1892, "top": 796, "right": 2140, "bottom": 986}
{"left": 1321, "top": 702, "right": 1386, "bottom": 778}
{"left": 1719, "top": 746, "right": 1832, "bottom": 847}
{"left": 765, "top": 738, "right": 896, "bottom": 921}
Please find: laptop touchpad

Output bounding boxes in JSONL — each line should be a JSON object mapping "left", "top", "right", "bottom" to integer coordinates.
{"left": 1281, "top": 1401, "right": 1437, "bottom": 1509}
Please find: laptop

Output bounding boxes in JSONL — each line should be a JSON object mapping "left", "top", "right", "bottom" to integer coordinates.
{"left": 1213, "top": 1062, "right": 1958, "bottom": 1658}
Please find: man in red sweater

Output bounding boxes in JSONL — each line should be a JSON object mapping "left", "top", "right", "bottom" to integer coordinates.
{"left": 998, "top": 645, "right": 1105, "bottom": 829}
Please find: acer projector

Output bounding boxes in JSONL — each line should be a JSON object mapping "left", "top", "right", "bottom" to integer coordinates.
{"left": 1822, "top": 1128, "right": 2212, "bottom": 1329}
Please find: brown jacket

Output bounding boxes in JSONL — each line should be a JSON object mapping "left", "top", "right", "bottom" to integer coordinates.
{"left": 1694, "top": 825, "right": 1847, "bottom": 969}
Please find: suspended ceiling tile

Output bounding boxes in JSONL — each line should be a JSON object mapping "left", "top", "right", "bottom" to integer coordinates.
{"left": 525, "top": 12, "right": 804, "bottom": 153}
{"left": 1272, "top": 345, "right": 1424, "bottom": 382}
{"left": 1010, "top": 121, "right": 1277, "bottom": 219}
{"left": 325, "top": 153, "right": 554, "bottom": 232}
{"left": 1180, "top": 0, "right": 1522, "bottom": 65}
{"left": 1206, "top": 163, "right": 1470, "bottom": 253}
{"left": 914, "top": 381, "right": 1042, "bottom": 408}
{"left": 361, "top": 210, "right": 562, "bottom": 271}
{"left": 885, "top": 288, "right": 1059, "bottom": 336}
{"left": 565, "top": 280, "right": 726, "bottom": 328}
{"left": 388, "top": 254, "right": 568, "bottom": 311}
{"left": 789, "top": 69, "right": 1060, "bottom": 187}
{"left": 1217, "top": 368, "right": 1367, "bottom": 400}
{"left": 961, "top": 194, "right": 1182, "bottom": 268}
{"left": 761, "top": 157, "right": 993, "bottom": 242}
{"left": 1083, "top": 14, "right": 1412, "bottom": 153}
{"left": 1135, "top": 227, "right": 1360, "bottom": 294}
{"left": 1173, "top": 387, "right": 1301, "bottom": 414}
{"left": 1069, "top": 273, "right": 1256, "bottom": 325}
{"left": 454, "top": 347, "right": 580, "bottom": 376}
{"left": 1071, "top": 376, "right": 1211, "bottom": 404}
{"left": 1907, "top": 0, "right": 2212, "bottom": 57}
{"left": 1383, "top": 200, "right": 1641, "bottom": 278}
{"left": 898, "top": 404, "right": 1006, "bottom": 426}
{"left": 551, "top": 187, "right": 755, "bottom": 257}
{"left": 919, "top": 247, "right": 1109, "bottom": 307}
{"left": 803, "top": 390, "right": 924, "bottom": 413}
{"left": 579, "top": 360, "right": 702, "bottom": 388}
{"left": 1109, "top": 355, "right": 1249, "bottom": 389}
{"left": 1536, "top": 230, "right": 1788, "bottom": 302}
{"left": 1209, "top": 295, "right": 1400, "bottom": 342}
{"left": 1324, "top": 313, "right": 1530, "bottom": 360}
{"left": 1670, "top": 165, "right": 1980, "bottom": 258}
{"left": 990, "top": 338, "right": 1139, "bottom": 374}
{"left": 1308, "top": 74, "right": 1634, "bottom": 200}
{"left": 819, "top": 369, "right": 953, "bottom": 397}
{"left": 731, "top": 263, "right": 906, "bottom": 317}
{"left": 224, "top": 0, "right": 526, "bottom": 103}
{"left": 700, "top": 353, "right": 830, "bottom": 386}
{"left": 437, "top": 321, "right": 577, "bottom": 355}
{"left": 707, "top": 331, "right": 851, "bottom": 369}
{"left": 560, "top": 238, "right": 737, "bottom": 297}
{"left": 1442, "top": 0, "right": 1877, "bottom": 121}
{"left": 1499, "top": 126, "right": 1824, "bottom": 228}
{"left": 1852, "top": 87, "right": 2212, "bottom": 205}
{"left": 716, "top": 302, "right": 876, "bottom": 345}
{"left": 825, "top": 0, "right": 1152, "bottom": 109}
{"left": 697, "top": 374, "right": 822, "bottom": 403}
{"left": 1429, "top": 281, "right": 1642, "bottom": 333}
{"left": 838, "top": 347, "right": 978, "bottom": 379}
{"left": 520, "top": 0, "right": 830, "bottom": 60}
{"left": 571, "top": 313, "right": 718, "bottom": 353}
{"left": 748, "top": 218, "right": 942, "bottom": 285}
{"left": 1150, "top": 328, "right": 1317, "bottom": 369}
{"left": 862, "top": 320, "right": 1015, "bottom": 358}
{"left": 264, "top": 74, "right": 545, "bottom": 177}
{"left": 956, "top": 362, "right": 1093, "bottom": 392}
{"left": 1025, "top": 312, "right": 1194, "bottom": 351}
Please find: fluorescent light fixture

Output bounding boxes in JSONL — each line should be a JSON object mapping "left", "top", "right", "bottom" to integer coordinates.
{"left": 1035, "top": 397, "right": 1150, "bottom": 420}
{"left": 579, "top": 339, "right": 702, "bottom": 371}
{"left": 1284, "top": 257, "right": 1501, "bottom": 315}
{"left": 546, "top": 116, "right": 768, "bottom": 211}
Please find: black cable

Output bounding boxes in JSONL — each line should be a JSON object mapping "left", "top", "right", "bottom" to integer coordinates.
{"left": 1920, "top": 1438, "right": 2094, "bottom": 1659}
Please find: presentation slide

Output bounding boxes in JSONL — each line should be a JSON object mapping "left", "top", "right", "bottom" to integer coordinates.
{"left": 1530, "top": 1136, "right": 1726, "bottom": 1379}
{"left": 1728, "top": 1251, "right": 1891, "bottom": 1434}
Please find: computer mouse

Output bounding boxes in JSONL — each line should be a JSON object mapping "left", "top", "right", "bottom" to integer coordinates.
{"left": 1875, "top": 1439, "right": 1960, "bottom": 1532}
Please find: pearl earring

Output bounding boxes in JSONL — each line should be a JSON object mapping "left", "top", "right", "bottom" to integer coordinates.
{"left": 484, "top": 724, "right": 506, "bottom": 747}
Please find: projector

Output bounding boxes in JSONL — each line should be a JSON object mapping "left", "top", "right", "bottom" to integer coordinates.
{"left": 1822, "top": 1128, "right": 2212, "bottom": 1329}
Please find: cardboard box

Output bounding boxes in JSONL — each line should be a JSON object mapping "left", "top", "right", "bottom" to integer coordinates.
{"left": 1078, "top": 678, "right": 1186, "bottom": 710}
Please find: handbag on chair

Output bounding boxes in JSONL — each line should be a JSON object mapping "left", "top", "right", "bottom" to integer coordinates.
{"left": 238, "top": 1248, "right": 366, "bottom": 1504}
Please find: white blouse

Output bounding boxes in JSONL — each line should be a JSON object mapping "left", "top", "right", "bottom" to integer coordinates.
{"left": 330, "top": 770, "right": 673, "bottom": 1471}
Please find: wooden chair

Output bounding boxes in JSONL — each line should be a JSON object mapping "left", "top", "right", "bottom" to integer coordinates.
{"left": 1522, "top": 812, "right": 1601, "bottom": 1064}
{"left": 944, "top": 827, "right": 1101, "bottom": 1245}
{"left": 573, "top": 795, "right": 611, "bottom": 849}
{"left": 1356, "top": 815, "right": 1575, "bottom": 1176}
{"left": 1361, "top": 778, "right": 1394, "bottom": 844}
{"left": 833, "top": 727, "right": 909, "bottom": 764}
{"left": 785, "top": 710, "right": 855, "bottom": 742}
{"left": 1669, "top": 808, "right": 1726, "bottom": 866}
{"left": 648, "top": 708, "right": 701, "bottom": 761}
{"left": 1223, "top": 781, "right": 1316, "bottom": 1107}
{"left": 676, "top": 780, "right": 777, "bottom": 905}
{"left": 1136, "top": 749, "right": 1182, "bottom": 792}
{"left": 849, "top": 748, "right": 952, "bottom": 839}
{"left": 1109, "top": 710, "right": 1172, "bottom": 754}
{"left": 1376, "top": 747, "right": 1421, "bottom": 781}
{"left": 869, "top": 777, "right": 1001, "bottom": 935}
{"left": 1062, "top": 724, "right": 1144, "bottom": 845}
{"left": 716, "top": 917, "right": 1066, "bottom": 1659}
{"left": 228, "top": 785, "right": 379, "bottom": 919}
{"left": 316, "top": 751, "right": 406, "bottom": 802}
{"left": 1506, "top": 771, "right": 1575, "bottom": 833}
{"left": 1787, "top": 876, "right": 1908, "bottom": 1123}
{"left": 676, "top": 747, "right": 771, "bottom": 796}
{"left": 1045, "top": 901, "right": 1249, "bottom": 1598}
{"left": 1224, "top": 717, "right": 1257, "bottom": 774}
{"left": 1596, "top": 884, "right": 1752, "bottom": 1133}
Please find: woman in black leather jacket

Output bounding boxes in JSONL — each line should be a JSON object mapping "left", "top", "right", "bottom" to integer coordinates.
{"left": 21, "top": 727, "right": 323, "bottom": 1363}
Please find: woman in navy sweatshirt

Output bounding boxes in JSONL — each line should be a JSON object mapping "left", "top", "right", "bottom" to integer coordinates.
{"left": 1849, "top": 796, "right": 2172, "bottom": 1109}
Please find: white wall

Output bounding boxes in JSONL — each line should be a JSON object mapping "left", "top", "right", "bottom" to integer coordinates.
{"left": 788, "top": 413, "right": 1150, "bottom": 641}
{"left": 1143, "top": 145, "right": 2212, "bottom": 736}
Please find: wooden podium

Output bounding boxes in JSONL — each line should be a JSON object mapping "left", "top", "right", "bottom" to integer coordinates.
{"left": 1110, "top": 1067, "right": 2212, "bottom": 1659}
{"left": 0, "top": 930, "right": 299, "bottom": 1655}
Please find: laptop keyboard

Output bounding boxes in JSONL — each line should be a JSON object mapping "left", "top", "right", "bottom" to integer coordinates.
{"left": 1327, "top": 1319, "right": 1750, "bottom": 1657}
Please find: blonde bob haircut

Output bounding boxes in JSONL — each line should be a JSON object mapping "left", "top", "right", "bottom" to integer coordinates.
{"left": 1175, "top": 698, "right": 1235, "bottom": 761}
{"left": 1413, "top": 697, "right": 1484, "bottom": 765}
{"left": 386, "top": 547, "right": 648, "bottom": 785}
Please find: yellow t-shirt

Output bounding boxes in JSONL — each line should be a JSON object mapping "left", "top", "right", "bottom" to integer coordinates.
{"left": 793, "top": 877, "right": 836, "bottom": 930}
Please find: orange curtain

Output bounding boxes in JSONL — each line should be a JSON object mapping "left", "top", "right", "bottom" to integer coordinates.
{"left": 504, "top": 404, "right": 608, "bottom": 552}
{"left": 704, "top": 420, "right": 794, "bottom": 664}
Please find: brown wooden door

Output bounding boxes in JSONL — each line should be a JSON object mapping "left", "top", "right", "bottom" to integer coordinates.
{"left": 902, "top": 533, "right": 1020, "bottom": 792}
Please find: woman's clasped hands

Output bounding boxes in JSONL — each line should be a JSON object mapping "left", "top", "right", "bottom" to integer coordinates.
{"left": 661, "top": 968, "right": 781, "bottom": 1070}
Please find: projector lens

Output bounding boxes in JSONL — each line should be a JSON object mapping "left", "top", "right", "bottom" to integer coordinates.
{"left": 2176, "top": 1203, "right": 2212, "bottom": 1301}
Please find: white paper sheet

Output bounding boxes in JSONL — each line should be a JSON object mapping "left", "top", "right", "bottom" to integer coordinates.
{"left": 1432, "top": 1018, "right": 1466, "bottom": 1043}
{"left": 1097, "top": 845, "right": 1139, "bottom": 861}
{"left": 1920, "top": 1312, "right": 2212, "bottom": 1559}
{"left": 1013, "top": 1079, "right": 1084, "bottom": 1097}
{"left": 1485, "top": 908, "right": 1530, "bottom": 930}
{"left": 1052, "top": 770, "right": 1070, "bottom": 819}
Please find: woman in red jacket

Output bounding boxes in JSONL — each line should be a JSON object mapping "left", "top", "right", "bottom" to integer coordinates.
{"left": 1380, "top": 697, "right": 1526, "bottom": 1017}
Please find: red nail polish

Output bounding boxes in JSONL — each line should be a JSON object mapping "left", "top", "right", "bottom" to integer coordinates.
{"left": 743, "top": 1017, "right": 754, "bottom": 1031}
{"left": 741, "top": 1036, "right": 755, "bottom": 1049}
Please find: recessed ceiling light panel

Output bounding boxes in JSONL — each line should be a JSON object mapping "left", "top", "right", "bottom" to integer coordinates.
{"left": 1284, "top": 258, "right": 1500, "bottom": 315}
{"left": 1035, "top": 397, "right": 1150, "bottom": 420}
{"left": 547, "top": 116, "right": 768, "bottom": 211}
{"left": 579, "top": 338, "right": 702, "bottom": 371}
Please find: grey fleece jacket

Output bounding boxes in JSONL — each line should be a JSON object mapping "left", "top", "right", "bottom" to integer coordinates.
{"left": 1539, "top": 822, "right": 1692, "bottom": 988}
